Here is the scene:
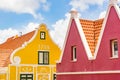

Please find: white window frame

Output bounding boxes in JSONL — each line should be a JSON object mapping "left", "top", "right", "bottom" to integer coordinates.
{"left": 40, "top": 31, "right": 45, "bottom": 40}
{"left": 72, "top": 46, "right": 77, "bottom": 61}
{"left": 111, "top": 40, "right": 118, "bottom": 58}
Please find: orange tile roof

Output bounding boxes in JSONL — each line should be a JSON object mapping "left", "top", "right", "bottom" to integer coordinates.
{"left": 0, "top": 31, "right": 35, "bottom": 67}
{"left": 80, "top": 19, "right": 104, "bottom": 55}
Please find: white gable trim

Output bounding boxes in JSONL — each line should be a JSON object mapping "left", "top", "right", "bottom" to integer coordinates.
{"left": 75, "top": 18, "right": 93, "bottom": 59}
{"left": 10, "top": 26, "right": 38, "bottom": 64}
{"left": 58, "top": 16, "right": 93, "bottom": 63}
{"left": 10, "top": 24, "right": 57, "bottom": 64}
{"left": 114, "top": 4, "right": 120, "bottom": 19}
{"left": 58, "top": 17, "right": 72, "bottom": 63}
{"left": 93, "top": 3, "right": 120, "bottom": 59}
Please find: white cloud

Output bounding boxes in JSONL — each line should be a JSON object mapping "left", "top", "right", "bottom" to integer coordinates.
{"left": 69, "top": 0, "right": 105, "bottom": 11}
{"left": 50, "top": 11, "right": 81, "bottom": 48}
{"left": 20, "top": 22, "right": 39, "bottom": 34}
{"left": 99, "top": 11, "right": 106, "bottom": 19}
{"left": 0, "top": 22, "right": 39, "bottom": 44}
{"left": 0, "top": 28, "right": 18, "bottom": 44}
{"left": 0, "top": 0, "right": 50, "bottom": 18}
{"left": 50, "top": 13, "right": 70, "bottom": 48}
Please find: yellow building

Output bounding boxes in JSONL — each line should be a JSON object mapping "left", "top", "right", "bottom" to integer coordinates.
{"left": 8, "top": 24, "right": 61, "bottom": 80}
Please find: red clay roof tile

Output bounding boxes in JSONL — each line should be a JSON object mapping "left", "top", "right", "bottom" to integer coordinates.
{"left": 80, "top": 19, "right": 104, "bottom": 55}
{"left": 0, "top": 31, "right": 35, "bottom": 67}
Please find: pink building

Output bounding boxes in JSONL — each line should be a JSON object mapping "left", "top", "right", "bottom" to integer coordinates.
{"left": 57, "top": 0, "right": 120, "bottom": 80}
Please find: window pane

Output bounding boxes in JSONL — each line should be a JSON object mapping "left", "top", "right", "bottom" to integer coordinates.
{"left": 114, "top": 42, "right": 118, "bottom": 51}
{"left": 111, "top": 40, "right": 118, "bottom": 58}
{"left": 41, "top": 33, "right": 45, "bottom": 38}
{"left": 53, "top": 74, "right": 56, "bottom": 80}
{"left": 20, "top": 74, "right": 33, "bottom": 80}
{"left": 40, "top": 32, "right": 45, "bottom": 40}
{"left": 21, "top": 79, "right": 26, "bottom": 80}
{"left": 27, "top": 79, "right": 32, "bottom": 80}
{"left": 21, "top": 75, "right": 26, "bottom": 78}
{"left": 44, "top": 52, "right": 49, "bottom": 64}
{"left": 73, "top": 47, "right": 76, "bottom": 59}
{"left": 27, "top": 75, "right": 32, "bottom": 77}
{"left": 114, "top": 41, "right": 118, "bottom": 56}
{"left": 71, "top": 46, "right": 77, "bottom": 61}
{"left": 39, "top": 52, "right": 43, "bottom": 64}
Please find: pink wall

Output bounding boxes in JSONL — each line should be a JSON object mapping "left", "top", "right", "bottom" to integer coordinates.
{"left": 57, "top": 6, "right": 120, "bottom": 80}
{"left": 57, "top": 19, "right": 92, "bottom": 72}
{"left": 94, "top": 6, "right": 120, "bottom": 71}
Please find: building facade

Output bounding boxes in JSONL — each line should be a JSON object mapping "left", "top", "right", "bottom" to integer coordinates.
{"left": 57, "top": 0, "right": 120, "bottom": 80}
{"left": 8, "top": 24, "right": 61, "bottom": 80}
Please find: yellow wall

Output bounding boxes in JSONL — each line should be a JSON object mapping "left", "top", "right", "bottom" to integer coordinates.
{"left": 9, "top": 24, "right": 61, "bottom": 80}
{"left": 0, "top": 74, "right": 7, "bottom": 80}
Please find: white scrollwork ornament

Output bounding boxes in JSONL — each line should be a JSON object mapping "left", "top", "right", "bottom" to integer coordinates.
{"left": 14, "top": 56, "right": 21, "bottom": 64}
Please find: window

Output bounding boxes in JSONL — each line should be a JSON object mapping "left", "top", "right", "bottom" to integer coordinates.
{"left": 38, "top": 51, "right": 49, "bottom": 65}
{"left": 71, "top": 46, "right": 77, "bottom": 61}
{"left": 20, "top": 74, "right": 33, "bottom": 80}
{"left": 111, "top": 40, "right": 118, "bottom": 58}
{"left": 53, "top": 74, "right": 56, "bottom": 80}
{"left": 40, "top": 31, "right": 45, "bottom": 40}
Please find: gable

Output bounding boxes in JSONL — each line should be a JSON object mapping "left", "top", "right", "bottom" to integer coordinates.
{"left": 10, "top": 24, "right": 61, "bottom": 64}
{"left": 96, "top": 6, "right": 120, "bottom": 58}
{"left": 60, "top": 19, "right": 88, "bottom": 64}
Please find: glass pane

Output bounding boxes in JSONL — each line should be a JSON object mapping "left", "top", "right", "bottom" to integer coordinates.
{"left": 44, "top": 52, "right": 49, "bottom": 64}
{"left": 41, "top": 32, "right": 45, "bottom": 39}
{"left": 21, "top": 75, "right": 26, "bottom": 77}
{"left": 27, "top": 75, "right": 32, "bottom": 77}
{"left": 114, "top": 41, "right": 118, "bottom": 56}
{"left": 27, "top": 79, "right": 32, "bottom": 80}
{"left": 21, "top": 79, "right": 26, "bottom": 80}
{"left": 39, "top": 52, "right": 43, "bottom": 63}
{"left": 72, "top": 46, "right": 76, "bottom": 60}
{"left": 73, "top": 47, "right": 76, "bottom": 59}
{"left": 53, "top": 74, "right": 56, "bottom": 80}
{"left": 114, "top": 42, "right": 118, "bottom": 51}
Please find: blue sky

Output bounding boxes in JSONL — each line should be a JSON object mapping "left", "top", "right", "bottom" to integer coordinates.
{"left": 0, "top": 0, "right": 117, "bottom": 47}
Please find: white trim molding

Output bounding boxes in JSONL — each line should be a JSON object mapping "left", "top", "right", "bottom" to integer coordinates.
{"left": 56, "top": 70, "right": 120, "bottom": 75}
{"left": 57, "top": 14, "right": 74, "bottom": 63}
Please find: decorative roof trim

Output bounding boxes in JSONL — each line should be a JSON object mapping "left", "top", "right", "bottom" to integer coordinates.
{"left": 56, "top": 70, "right": 120, "bottom": 75}
{"left": 10, "top": 23, "right": 60, "bottom": 64}
{"left": 0, "top": 67, "right": 8, "bottom": 73}
{"left": 75, "top": 18, "right": 93, "bottom": 59}
{"left": 57, "top": 16, "right": 72, "bottom": 63}
{"left": 10, "top": 26, "right": 38, "bottom": 64}
{"left": 58, "top": 11, "right": 93, "bottom": 63}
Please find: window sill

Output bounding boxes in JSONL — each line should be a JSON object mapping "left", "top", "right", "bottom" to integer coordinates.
{"left": 71, "top": 59, "right": 77, "bottom": 62}
{"left": 110, "top": 56, "right": 119, "bottom": 59}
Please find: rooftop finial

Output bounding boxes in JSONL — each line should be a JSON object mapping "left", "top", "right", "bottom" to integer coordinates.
{"left": 109, "top": 0, "right": 118, "bottom": 5}
{"left": 70, "top": 8, "right": 78, "bottom": 18}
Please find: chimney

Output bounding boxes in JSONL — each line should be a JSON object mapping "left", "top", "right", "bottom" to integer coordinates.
{"left": 109, "top": 0, "right": 118, "bottom": 5}
{"left": 18, "top": 32, "right": 22, "bottom": 37}
{"left": 70, "top": 9, "right": 78, "bottom": 18}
